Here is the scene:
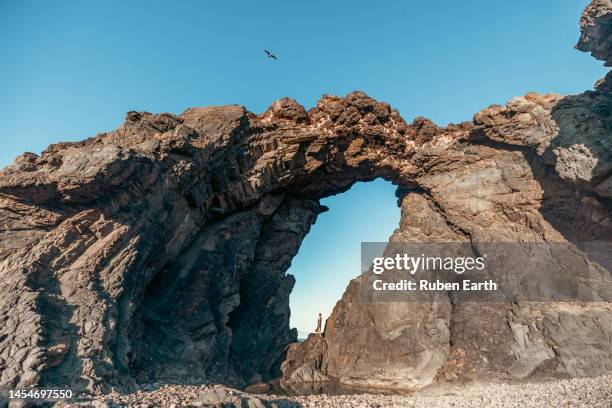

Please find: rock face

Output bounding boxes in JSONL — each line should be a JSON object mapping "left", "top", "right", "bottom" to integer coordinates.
{"left": 578, "top": 0, "right": 612, "bottom": 66}
{"left": 0, "top": 0, "right": 611, "bottom": 397}
{"left": 281, "top": 334, "right": 329, "bottom": 384}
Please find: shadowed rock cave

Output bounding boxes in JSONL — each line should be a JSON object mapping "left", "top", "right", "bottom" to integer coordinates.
{"left": 127, "top": 176, "right": 405, "bottom": 389}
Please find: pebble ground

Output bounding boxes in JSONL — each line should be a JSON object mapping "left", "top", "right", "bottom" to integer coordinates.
{"left": 54, "top": 375, "right": 612, "bottom": 407}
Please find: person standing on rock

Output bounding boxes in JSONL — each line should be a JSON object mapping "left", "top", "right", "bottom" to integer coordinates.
{"left": 316, "top": 313, "right": 322, "bottom": 336}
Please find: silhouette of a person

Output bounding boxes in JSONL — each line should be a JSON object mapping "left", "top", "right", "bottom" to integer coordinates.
{"left": 316, "top": 313, "right": 322, "bottom": 336}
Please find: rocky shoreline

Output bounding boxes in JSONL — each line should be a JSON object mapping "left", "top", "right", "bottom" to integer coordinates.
{"left": 52, "top": 376, "right": 612, "bottom": 407}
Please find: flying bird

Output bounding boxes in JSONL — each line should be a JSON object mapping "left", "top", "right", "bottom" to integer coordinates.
{"left": 265, "top": 50, "right": 277, "bottom": 60}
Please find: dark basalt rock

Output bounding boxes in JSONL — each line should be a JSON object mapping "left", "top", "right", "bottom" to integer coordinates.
{"left": 578, "top": 0, "right": 612, "bottom": 66}
{"left": 0, "top": 0, "right": 611, "bottom": 398}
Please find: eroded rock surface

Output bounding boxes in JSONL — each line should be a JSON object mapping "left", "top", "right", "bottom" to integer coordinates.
{"left": 0, "top": 0, "right": 611, "bottom": 399}
{"left": 281, "top": 334, "right": 329, "bottom": 385}
{"left": 578, "top": 0, "right": 612, "bottom": 66}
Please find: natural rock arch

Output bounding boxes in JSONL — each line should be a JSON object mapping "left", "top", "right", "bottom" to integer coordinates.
{"left": 0, "top": 0, "right": 611, "bottom": 395}
{"left": 0, "top": 91, "right": 451, "bottom": 392}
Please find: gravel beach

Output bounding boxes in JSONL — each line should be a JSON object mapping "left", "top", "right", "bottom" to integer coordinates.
{"left": 54, "top": 375, "right": 612, "bottom": 407}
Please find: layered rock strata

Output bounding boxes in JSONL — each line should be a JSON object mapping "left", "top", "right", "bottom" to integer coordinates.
{"left": 0, "top": 0, "right": 611, "bottom": 398}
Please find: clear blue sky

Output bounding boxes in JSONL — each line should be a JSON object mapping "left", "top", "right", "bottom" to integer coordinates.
{"left": 290, "top": 179, "right": 400, "bottom": 337}
{"left": 0, "top": 0, "right": 607, "bottom": 336}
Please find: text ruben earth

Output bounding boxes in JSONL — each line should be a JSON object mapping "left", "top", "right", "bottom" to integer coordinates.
{"left": 371, "top": 254, "right": 497, "bottom": 291}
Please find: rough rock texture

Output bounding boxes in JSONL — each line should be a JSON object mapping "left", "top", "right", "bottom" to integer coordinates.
{"left": 280, "top": 334, "right": 329, "bottom": 385}
{"left": 578, "top": 0, "right": 612, "bottom": 66}
{"left": 281, "top": 90, "right": 612, "bottom": 390}
{"left": 0, "top": 0, "right": 611, "bottom": 400}
{"left": 0, "top": 93, "right": 425, "bottom": 395}
{"left": 280, "top": 0, "right": 612, "bottom": 391}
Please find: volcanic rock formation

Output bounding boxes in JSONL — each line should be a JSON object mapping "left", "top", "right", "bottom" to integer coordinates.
{"left": 0, "top": 0, "right": 611, "bottom": 399}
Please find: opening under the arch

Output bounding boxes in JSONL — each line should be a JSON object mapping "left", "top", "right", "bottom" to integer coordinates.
{"left": 288, "top": 178, "right": 400, "bottom": 339}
